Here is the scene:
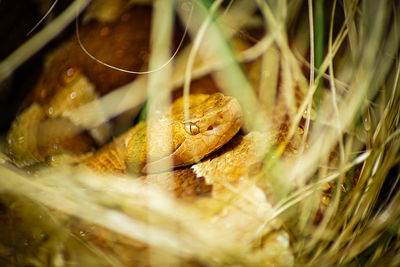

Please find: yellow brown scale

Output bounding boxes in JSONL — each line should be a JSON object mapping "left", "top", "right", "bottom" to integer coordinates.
{"left": 7, "top": 71, "right": 98, "bottom": 167}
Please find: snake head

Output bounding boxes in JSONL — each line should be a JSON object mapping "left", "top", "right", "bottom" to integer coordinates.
{"left": 137, "top": 93, "right": 243, "bottom": 173}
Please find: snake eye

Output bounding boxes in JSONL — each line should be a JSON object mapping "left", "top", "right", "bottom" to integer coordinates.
{"left": 184, "top": 123, "right": 200, "bottom": 135}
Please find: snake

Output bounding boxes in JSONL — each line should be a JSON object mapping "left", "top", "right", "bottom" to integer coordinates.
{"left": 83, "top": 93, "right": 243, "bottom": 175}
{"left": 6, "top": 90, "right": 243, "bottom": 175}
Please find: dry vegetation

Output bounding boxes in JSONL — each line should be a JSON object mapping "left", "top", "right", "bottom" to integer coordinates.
{"left": 0, "top": 0, "right": 399, "bottom": 266}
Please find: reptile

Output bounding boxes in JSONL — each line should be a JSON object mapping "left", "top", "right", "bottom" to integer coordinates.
{"left": 6, "top": 71, "right": 242, "bottom": 175}
{"left": 83, "top": 93, "right": 243, "bottom": 175}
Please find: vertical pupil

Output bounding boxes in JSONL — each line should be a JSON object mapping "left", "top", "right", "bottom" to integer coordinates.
{"left": 190, "top": 124, "right": 193, "bottom": 133}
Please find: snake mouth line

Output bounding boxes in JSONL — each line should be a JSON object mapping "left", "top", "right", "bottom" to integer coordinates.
{"left": 142, "top": 140, "right": 185, "bottom": 173}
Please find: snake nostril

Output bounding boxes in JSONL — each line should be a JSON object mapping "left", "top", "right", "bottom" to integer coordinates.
{"left": 207, "top": 126, "right": 213, "bottom": 131}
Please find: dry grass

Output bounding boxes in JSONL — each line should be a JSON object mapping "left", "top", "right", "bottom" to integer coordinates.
{"left": 0, "top": 0, "right": 399, "bottom": 266}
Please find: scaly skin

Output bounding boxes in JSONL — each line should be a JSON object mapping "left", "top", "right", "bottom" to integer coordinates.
{"left": 83, "top": 93, "right": 243, "bottom": 174}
